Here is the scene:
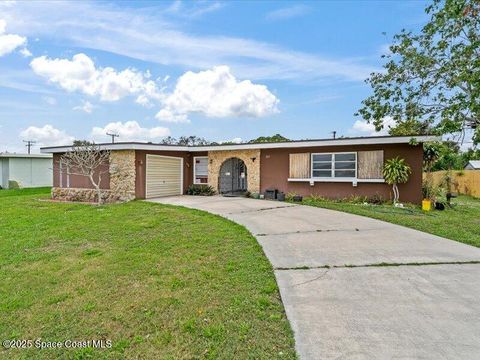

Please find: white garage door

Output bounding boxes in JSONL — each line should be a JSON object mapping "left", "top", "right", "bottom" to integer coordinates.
{"left": 146, "top": 155, "right": 183, "bottom": 198}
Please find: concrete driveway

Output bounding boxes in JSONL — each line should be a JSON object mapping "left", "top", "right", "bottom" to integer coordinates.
{"left": 148, "top": 196, "right": 480, "bottom": 359}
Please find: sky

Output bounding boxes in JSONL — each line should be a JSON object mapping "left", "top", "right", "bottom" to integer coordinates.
{"left": 0, "top": 0, "right": 432, "bottom": 153}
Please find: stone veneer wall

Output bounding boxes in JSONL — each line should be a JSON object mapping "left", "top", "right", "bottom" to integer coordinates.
{"left": 208, "top": 149, "right": 261, "bottom": 194}
{"left": 109, "top": 150, "right": 136, "bottom": 202}
{"left": 51, "top": 149, "right": 136, "bottom": 203}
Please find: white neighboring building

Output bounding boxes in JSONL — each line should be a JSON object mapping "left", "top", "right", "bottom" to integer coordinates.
{"left": 0, "top": 153, "right": 52, "bottom": 189}
{"left": 464, "top": 160, "right": 480, "bottom": 170}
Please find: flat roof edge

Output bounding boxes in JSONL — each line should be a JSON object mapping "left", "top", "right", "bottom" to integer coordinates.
{"left": 40, "top": 135, "right": 440, "bottom": 153}
{"left": 0, "top": 153, "right": 53, "bottom": 158}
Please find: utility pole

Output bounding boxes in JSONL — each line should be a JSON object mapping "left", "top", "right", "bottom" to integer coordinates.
{"left": 331, "top": 131, "right": 337, "bottom": 139}
{"left": 23, "top": 140, "right": 36, "bottom": 154}
{"left": 106, "top": 132, "right": 119, "bottom": 144}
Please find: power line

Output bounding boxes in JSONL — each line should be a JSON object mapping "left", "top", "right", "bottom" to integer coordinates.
{"left": 23, "top": 140, "right": 36, "bottom": 154}
{"left": 106, "top": 132, "right": 119, "bottom": 144}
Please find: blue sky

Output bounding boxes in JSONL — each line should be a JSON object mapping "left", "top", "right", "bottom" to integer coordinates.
{"left": 0, "top": 0, "right": 430, "bottom": 153}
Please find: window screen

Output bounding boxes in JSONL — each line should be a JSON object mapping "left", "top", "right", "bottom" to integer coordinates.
{"left": 194, "top": 157, "right": 208, "bottom": 184}
{"left": 311, "top": 153, "right": 356, "bottom": 179}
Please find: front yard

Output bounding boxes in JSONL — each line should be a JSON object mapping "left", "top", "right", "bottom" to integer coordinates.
{"left": 0, "top": 188, "right": 296, "bottom": 359}
{"left": 299, "top": 195, "right": 480, "bottom": 248}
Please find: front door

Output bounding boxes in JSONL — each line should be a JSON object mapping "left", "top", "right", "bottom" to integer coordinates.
{"left": 218, "top": 158, "right": 247, "bottom": 195}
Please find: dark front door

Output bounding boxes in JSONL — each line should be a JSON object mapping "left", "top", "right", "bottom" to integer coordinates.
{"left": 218, "top": 158, "right": 247, "bottom": 195}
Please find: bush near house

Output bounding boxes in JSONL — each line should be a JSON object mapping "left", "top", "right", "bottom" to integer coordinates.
{"left": 186, "top": 184, "right": 216, "bottom": 196}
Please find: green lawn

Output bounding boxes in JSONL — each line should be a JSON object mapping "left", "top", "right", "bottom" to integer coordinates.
{"left": 298, "top": 195, "right": 480, "bottom": 248}
{"left": 0, "top": 188, "right": 296, "bottom": 359}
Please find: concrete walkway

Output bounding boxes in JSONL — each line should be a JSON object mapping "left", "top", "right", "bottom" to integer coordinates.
{"left": 148, "top": 196, "right": 480, "bottom": 359}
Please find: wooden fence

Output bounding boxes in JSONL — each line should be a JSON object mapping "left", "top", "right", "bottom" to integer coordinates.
{"left": 424, "top": 170, "right": 480, "bottom": 198}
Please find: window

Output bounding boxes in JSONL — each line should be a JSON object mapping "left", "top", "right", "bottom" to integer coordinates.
{"left": 194, "top": 157, "right": 208, "bottom": 184}
{"left": 311, "top": 152, "right": 356, "bottom": 179}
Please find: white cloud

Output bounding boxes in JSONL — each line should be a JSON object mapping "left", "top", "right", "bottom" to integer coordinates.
{"left": 156, "top": 66, "right": 279, "bottom": 123}
{"left": 0, "top": 19, "right": 27, "bottom": 57}
{"left": 20, "top": 124, "right": 74, "bottom": 146}
{"left": 91, "top": 121, "right": 170, "bottom": 142}
{"left": 42, "top": 96, "right": 57, "bottom": 105}
{"left": 2, "top": 2, "right": 378, "bottom": 82}
{"left": 30, "top": 53, "right": 164, "bottom": 104}
{"left": 351, "top": 116, "right": 397, "bottom": 136}
{"left": 155, "top": 108, "right": 190, "bottom": 123}
{"left": 265, "top": 5, "right": 309, "bottom": 21}
{"left": 73, "top": 100, "right": 94, "bottom": 113}
{"left": 222, "top": 137, "right": 242, "bottom": 144}
{"left": 19, "top": 47, "right": 32, "bottom": 57}
{"left": 165, "top": 1, "right": 224, "bottom": 18}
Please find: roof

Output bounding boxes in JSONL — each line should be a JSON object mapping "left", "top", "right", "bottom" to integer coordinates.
{"left": 465, "top": 160, "right": 480, "bottom": 169}
{"left": 0, "top": 153, "right": 52, "bottom": 159}
{"left": 40, "top": 135, "right": 440, "bottom": 154}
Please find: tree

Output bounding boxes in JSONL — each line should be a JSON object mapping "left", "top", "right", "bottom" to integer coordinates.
{"left": 431, "top": 143, "right": 480, "bottom": 170}
{"left": 248, "top": 134, "right": 289, "bottom": 143}
{"left": 383, "top": 157, "right": 412, "bottom": 205}
{"left": 159, "top": 136, "right": 177, "bottom": 145}
{"left": 160, "top": 136, "right": 212, "bottom": 146}
{"left": 177, "top": 136, "right": 210, "bottom": 146}
{"left": 423, "top": 142, "right": 442, "bottom": 172}
{"left": 357, "top": 0, "right": 480, "bottom": 144}
{"left": 388, "top": 119, "right": 431, "bottom": 136}
{"left": 60, "top": 143, "right": 110, "bottom": 204}
{"left": 72, "top": 140, "right": 94, "bottom": 146}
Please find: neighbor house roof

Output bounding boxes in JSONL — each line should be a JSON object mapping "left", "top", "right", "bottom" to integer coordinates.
{"left": 0, "top": 153, "right": 52, "bottom": 158}
{"left": 465, "top": 160, "right": 480, "bottom": 169}
{"left": 40, "top": 135, "right": 439, "bottom": 154}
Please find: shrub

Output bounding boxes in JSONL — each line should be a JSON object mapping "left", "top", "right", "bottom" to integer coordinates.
{"left": 346, "top": 195, "right": 368, "bottom": 204}
{"left": 383, "top": 157, "right": 411, "bottom": 205}
{"left": 367, "top": 193, "right": 386, "bottom": 205}
{"left": 308, "top": 194, "right": 326, "bottom": 202}
{"left": 285, "top": 192, "right": 298, "bottom": 201}
{"left": 422, "top": 179, "right": 443, "bottom": 201}
{"left": 186, "top": 185, "right": 215, "bottom": 196}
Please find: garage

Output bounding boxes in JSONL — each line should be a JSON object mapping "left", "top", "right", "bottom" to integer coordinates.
{"left": 145, "top": 155, "right": 183, "bottom": 198}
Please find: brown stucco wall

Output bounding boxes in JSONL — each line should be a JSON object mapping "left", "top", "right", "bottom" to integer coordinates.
{"left": 260, "top": 143, "right": 423, "bottom": 204}
{"left": 208, "top": 149, "right": 261, "bottom": 193}
{"left": 52, "top": 151, "right": 134, "bottom": 203}
{"left": 52, "top": 153, "right": 110, "bottom": 189}
{"left": 134, "top": 150, "right": 207, "bottom": 199}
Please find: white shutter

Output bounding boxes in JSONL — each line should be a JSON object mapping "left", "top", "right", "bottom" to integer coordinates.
{"left": 146, "top": 155, "right": 183, "bottom": 198}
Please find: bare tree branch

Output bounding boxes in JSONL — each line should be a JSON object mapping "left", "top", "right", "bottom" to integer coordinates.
{"left": 60, "top": 144, "right": 110, "bottom": 204}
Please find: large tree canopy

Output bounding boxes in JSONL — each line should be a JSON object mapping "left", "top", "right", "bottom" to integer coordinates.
{"left": 357, "top": 0, "right": 480, "bottom": 144}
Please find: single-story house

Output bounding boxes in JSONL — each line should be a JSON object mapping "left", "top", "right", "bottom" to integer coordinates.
{"left": 41, "top": 135, "right": 437, "bottom": 204}
{"left": 464, "top": 160, "right": 480, "bottom": 170}
{"left": 0, "top": 153, "right": 53, "bottom": 189}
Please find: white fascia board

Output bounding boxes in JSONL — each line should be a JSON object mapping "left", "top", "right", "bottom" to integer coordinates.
{"left": 0, "top": 153, "right": 52, "bottom": 158}
{"left": 41, "top": 136, "right": 440, "bottom": 154}
{"left": 191, "top": 135, "right": 438, "bottom": 151}
{"left": 41, "top": 143, "right": 191, "bottom": 153}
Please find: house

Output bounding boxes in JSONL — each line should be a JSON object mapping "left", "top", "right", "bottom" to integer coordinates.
{"left": 464, "top": 160, "right": 480, "bottom": 170}
{"left": 0, "top": 153, "right": 53, "bottom": 189}
{"left": 41, "top": 135, "right": 437, "bottom": 204}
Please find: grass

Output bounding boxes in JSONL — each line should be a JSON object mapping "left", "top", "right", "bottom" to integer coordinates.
{"left": 0, "top": 188, "right": 296, "bottom": 359}
{"left": 297, "top": 195, "right": 480, "bottom": 248}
